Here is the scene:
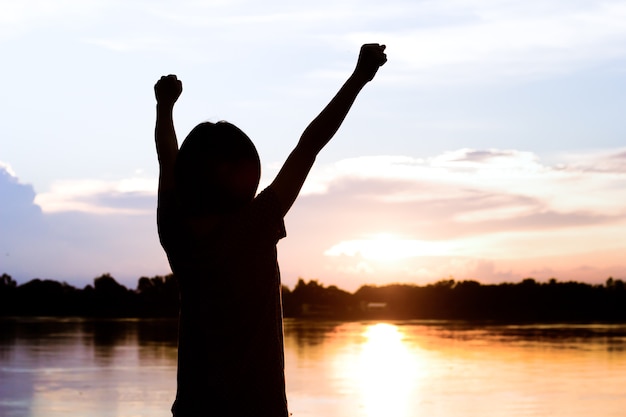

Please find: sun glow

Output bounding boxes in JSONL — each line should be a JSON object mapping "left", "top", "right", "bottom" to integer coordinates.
{"left": 324, "top": 233, "right": 454, "bottom": 261}
{"left": 344, "top": 323, "right": 425, "bottom": 417}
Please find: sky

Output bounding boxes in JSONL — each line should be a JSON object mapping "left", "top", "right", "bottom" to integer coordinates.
{"left": 2, "top": 0, "right": 626, "bottom": 291}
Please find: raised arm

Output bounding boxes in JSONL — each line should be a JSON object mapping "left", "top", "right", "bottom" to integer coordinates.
{"left": 154, "top": 75, "right": 183, "bottom": 201}
{"left": 269, "top": 44, "right": 387, "bottom": 215}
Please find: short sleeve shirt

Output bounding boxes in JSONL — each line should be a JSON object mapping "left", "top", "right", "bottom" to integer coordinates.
{"left": 160, "top": 188, "right": 288, "bottom": 417}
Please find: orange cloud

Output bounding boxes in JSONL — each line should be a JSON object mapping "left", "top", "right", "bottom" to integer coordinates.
{"left": 279, "top": 149, "right": 626, "bottom": 289}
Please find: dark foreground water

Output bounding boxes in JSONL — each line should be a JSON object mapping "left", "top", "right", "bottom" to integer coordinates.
{"left": 1, "top": 318, "right": 625, "bottom": 417}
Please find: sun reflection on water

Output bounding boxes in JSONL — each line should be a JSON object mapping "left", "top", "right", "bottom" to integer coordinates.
{"left": 343, "top": 323, "right": 425, "bottom": 417}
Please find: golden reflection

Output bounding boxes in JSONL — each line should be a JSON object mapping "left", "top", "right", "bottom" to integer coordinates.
{"left": 347, "top": 323, "right": 423, "bottom": 417}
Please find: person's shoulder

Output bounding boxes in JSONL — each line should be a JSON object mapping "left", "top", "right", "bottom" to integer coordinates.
{"left": 256, "top": 186, "right": 277, "bottom": 200}
{"left": 250, "top": 187, "right": 284, "bottom": 217}
{"left": 241, "top": 187, "right": 286, "bottom": 240}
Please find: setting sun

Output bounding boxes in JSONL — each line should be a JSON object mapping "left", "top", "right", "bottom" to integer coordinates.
{"left": 324, "top": 233, "right": 455, "bottom": 262}
{"left": 337, "top": 323, "right": 425, "bottom": 417}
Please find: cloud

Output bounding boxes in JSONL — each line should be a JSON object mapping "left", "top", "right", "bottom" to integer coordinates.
{"left": 34, "top": 177, "right": 157, "bottom": 214}
{"left": 0, "top": 164, "right": 166, "bottom": 287}
{"left": 7, "top": 0, "right": 626, "bottom": 89}
{"left": 557, "top": 148, "right": 626, "bottom": 173}
{"left": 0, "top": 162, "right": 41, "bottom": 218}
{"left": 4, "top": 146, "right": 626, "bottom": 290}
{"left": 301, "top": 148, "right": 626, "bottom": 218}
{"left": 344, "top": 0, "right": 626, "bottom": 85}
{"left": 278, "top": 148, "right": 626, "bottom": 288}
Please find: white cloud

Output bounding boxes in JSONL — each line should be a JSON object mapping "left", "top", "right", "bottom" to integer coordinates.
{"left": 7, "top": 0, "right": 626, "bottom": 88}
{"left": 4, "top": 146, "right": 626, "bottom": 289}
{"left": 34, "top": 177, "right": 157, "bottom": 214}
{"left": 271, "top": 147, "right": 626, "bottom": 287}
{"left": 0, "top": 161, "right": 17, "bottom": 177}
{"left": 345, "top": 1, "right": 626, "bottom": 84}
{"left": 325, "top": 233, "right": 458, "bottom": 260}
{"left": 17, "top": 147, "right": 626, "bottom": 262}
{"left": 0, "top": 165, "right": 166, "bottom": 286}
{"left": 302, "top": 148, "right": 626, "bottom": 219}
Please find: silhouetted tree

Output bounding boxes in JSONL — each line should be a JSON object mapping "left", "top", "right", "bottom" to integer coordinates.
{"left": 91, "top": 273, "right": 136, "bottom": 317}
{"left": 135, "top": 274, "right": 179, "bottom": 317}
{"left": 0, "top": 273, "right": 16, "bottom": 288}
{"left": 288, "top": 279, "right": 355, "bottom": 318}
{"left": 2, "top": 272, "right": 626, "bottom": 321}
{"left": 0, "top": 273, "right": 17, "bottom": 314}
{"left": 13, "top": 278, "right": 79, "bottom": 315}
{"left": 94, "top": 273, "right": 127, "bottom": 295}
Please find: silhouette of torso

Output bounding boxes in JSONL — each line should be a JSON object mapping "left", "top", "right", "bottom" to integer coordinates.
{"left": 159, "top": 188, "right": 288, "bottom": 417}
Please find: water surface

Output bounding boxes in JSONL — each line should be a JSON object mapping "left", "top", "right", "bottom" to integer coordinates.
{"left": 1, "top": 318, "right": 625, "bottom": 417}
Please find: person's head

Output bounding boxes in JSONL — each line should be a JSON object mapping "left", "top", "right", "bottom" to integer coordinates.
{"left": 175, "top": 121, "right": 260, "bottom": 216}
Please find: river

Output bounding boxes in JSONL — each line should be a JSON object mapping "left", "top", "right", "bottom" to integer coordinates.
{"left": 1, "top": 318, "right": 625, "bottom": 417}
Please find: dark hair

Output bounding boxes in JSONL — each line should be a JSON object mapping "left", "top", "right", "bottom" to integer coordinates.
{"left": 174, "top": 121, "right": 261, "bottom": 216}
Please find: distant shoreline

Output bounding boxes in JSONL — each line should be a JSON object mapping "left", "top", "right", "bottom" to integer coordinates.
{"left": 1, "top": 273, "right": 625, "bottom": 322}
{"left": 2, "top": 316, "right": 626, "bottom": 325}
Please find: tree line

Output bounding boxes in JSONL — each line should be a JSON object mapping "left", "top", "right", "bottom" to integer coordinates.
{"left": 1, "top": 272, "right": 625, "bottom": 321}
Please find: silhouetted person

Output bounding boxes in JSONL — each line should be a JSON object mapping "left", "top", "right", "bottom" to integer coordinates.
{"left": 154, "top": 43, "right": 387, "bottom": 417}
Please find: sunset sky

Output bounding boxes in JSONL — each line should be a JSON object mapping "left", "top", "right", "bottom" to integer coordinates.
{"left": 2, "top": 0, "right": 626, "bottom": 291}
